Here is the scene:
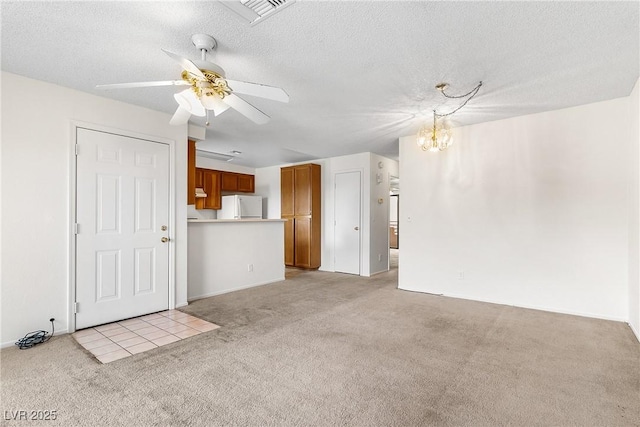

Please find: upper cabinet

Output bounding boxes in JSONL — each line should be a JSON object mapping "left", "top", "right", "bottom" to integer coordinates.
{"left": 221, "top": 172, "right": 237, "bottom": 192}
{"left": 201, "top": 169, "right": 222, "bottom": 210}
{"left": 237, "top": 174, "right": 255, "bottom": 193}
{"left": 221, "top": 172, "right": 255, "bottom": 193}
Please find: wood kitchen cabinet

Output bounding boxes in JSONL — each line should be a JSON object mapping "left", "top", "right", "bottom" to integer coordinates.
{"left": 237, "top": 173, "right": 255, "bottom": 193}
{"left": 281, "top": 163, "right": 321, "bottom": 269}
{"left": 221, "top": 172, "right": 237, "bottom": 191}
{"left": 221, "top": 172, "right": 255, "bottom": 193}
{"left": 195, "top": 168, "right": 204, "bottom": 188}
{"left": 191, "top": 156, "right": 255, "bottom": 209}
{"left": 195, "top": 168, "right": 221, "bottom": 210}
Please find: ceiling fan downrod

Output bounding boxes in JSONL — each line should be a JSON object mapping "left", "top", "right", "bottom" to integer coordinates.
{"left": 191, "top": 34, "right": 217, "bottom": 62}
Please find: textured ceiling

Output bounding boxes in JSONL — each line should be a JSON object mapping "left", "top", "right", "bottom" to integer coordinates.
{"left": 2, "top": 1, "right": 638, "bottom": 167}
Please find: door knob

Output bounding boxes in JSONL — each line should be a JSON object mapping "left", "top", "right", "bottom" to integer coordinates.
{"left": 354, "top": 226, "right": 359, "bottom": 231}
{"left": 161, "top": 237, "right": 170, "bottom": 243}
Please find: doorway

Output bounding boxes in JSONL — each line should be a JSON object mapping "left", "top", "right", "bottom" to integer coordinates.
{"left": 334, "top": 171, "right": 361, "bottom": 275}
{"left": 389, "top": 176, "right": 399, "bottom": 270}
{"left": 74, "top": 127, "right": 172, "bottom": 329}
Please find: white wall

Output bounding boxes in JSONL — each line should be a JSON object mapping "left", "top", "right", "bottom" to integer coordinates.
{"left": 629, "top": 77, "right": 640, "bottom": 340}
{"left": 254, "top": 165, "right": 282, "bottom": 219}
{"left": 370, "top": 154, "right": 400, "bottom": 275}
{"left": 1, "top": 72, "right": 188, "bottom": 346}
{"left": 187, "top": 221, "right": 284, "bottom": 300}
{"left": 399, "top": 96, "right": 631, "bottom": 321}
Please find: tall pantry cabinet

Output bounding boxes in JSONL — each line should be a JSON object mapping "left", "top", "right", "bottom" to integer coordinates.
{"left": 281, "top": 163, "right": 321, "bottom": 269}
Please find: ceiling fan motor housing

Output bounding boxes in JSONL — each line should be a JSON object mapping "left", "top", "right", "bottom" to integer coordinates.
{"left": 191, "top": 34, "right": 216, "bottom": 52}
{"left": 192, "top": 60, "right": 226, "bottom": 78}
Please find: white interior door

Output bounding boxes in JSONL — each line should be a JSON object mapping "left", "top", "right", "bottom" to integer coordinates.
{"left": 75, "top": 128, "right": 170, "bottom": 329}
{"left": 334, "top": 171, "right": 361, "bottom": 275}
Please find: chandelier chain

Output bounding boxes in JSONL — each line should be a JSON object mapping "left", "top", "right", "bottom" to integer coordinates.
{"left": 435, "top": 81, "right": 483, "bottom": 118}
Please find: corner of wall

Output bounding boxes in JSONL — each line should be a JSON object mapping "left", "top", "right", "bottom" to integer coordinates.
{"left": 628, "top": 76, "right": 640, "bottom": 342}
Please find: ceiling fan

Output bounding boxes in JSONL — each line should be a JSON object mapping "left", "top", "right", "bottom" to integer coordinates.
{"left": 96, "top": 34, "right": 289, "bottom": 126}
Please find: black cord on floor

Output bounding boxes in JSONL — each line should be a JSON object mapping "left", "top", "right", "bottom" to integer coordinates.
{"left": 15, "top": 318, "right": 55, "bottom": 350}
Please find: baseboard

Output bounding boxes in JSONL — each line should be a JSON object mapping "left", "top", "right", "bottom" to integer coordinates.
{"left": 398, "top": 286, "right": 627, "bottom": 323}
{"left": 187, "top": 277, "right": 284, "bottom": 302}
{"left": 629, "top": 322, "right": 640, "bottom": 343}
{"left": 1, "top": 329, "right": 69, "bottom": 349}
{"left": 175, "top": 301, "right": 189, "bottom": 308}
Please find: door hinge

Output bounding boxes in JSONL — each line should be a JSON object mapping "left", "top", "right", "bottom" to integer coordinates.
{"left": 73, "top": 302, "right": 79, "bottom": 314}
{"left": 74, "top": 223, "right": 79, "bottom": 234}
{"left": 75, "top": 144, "right": 79, "bottom": 156}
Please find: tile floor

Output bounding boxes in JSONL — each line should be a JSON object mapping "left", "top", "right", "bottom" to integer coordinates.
{"left": 72, "top": 310, "right": 219, "bottom": 363}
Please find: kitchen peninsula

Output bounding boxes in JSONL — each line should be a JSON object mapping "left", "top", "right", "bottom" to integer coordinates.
{"left": 187, "top": 219, "right": 285, "bottom": 301}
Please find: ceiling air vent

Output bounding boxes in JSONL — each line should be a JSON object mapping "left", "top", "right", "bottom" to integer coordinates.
{"left": 221, "top": 0, "right": 295, "bottom": 26}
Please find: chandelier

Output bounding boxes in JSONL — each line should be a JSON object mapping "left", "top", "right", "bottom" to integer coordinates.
{"left": 417, "top": 81, "right": 482, "bottom": 152}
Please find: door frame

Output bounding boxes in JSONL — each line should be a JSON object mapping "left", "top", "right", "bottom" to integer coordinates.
{"left": 388, "top": 174, "right": 399, "bottom": 271}
{"left": 333, "top": 169, "right": 364, "bottom": 275}
{"left": 389, "top": 194, "right": 399, "bottom": 249}
{"left": 68, "top": 121, "right": 177, "bottom": 333}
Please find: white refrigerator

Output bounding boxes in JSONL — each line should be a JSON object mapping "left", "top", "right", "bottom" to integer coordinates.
{"left": 218, "top": 195, "right": 263, "bottom": 219}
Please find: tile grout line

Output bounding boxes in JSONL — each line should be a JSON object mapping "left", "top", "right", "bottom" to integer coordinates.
{"left": 72, "top": 310, "right": 220, "bottom": 363}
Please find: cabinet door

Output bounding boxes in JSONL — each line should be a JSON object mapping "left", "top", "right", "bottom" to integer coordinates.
{"left": 195, "top": 168, "right": 204, "bottom": 187}
{"left": 195, "top": 168, "right": 205, "bottom": 210}
{"left": 187, "top": 140, "right": 196, "bottom": 205}
{"left": 221, "top": 172, "right": 238, "bottom": 192}
{"left": 203, "top": 170, "right": 222, "bottom": 210}
{"left": 294, "top": 217, "right": 311, "bottom": 267}
{"left": 284, "top": 218, "right": 294, "bottom": 266}
{"left": 281, "top": 167, "right": 295, "bottom": 216}
{"left": 294, "top": 165, "right": 312, "bottom": 216}
{"left": 237, "top": 174, "right": 255, "bottom": 193}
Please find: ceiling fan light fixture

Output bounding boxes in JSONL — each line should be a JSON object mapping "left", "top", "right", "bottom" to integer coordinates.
{"left": 174, "top": 88, "right": 205, "bottom": 117}
{"left": 96, "top": 34, "right": 288, "bottom": 126}
{"left": 201, "top": 90, "right": 231, "bottom": 116}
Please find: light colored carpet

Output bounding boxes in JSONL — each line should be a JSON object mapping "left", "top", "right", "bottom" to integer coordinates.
{"left": 1, "top": 268, "right": 639, "bottom": 426}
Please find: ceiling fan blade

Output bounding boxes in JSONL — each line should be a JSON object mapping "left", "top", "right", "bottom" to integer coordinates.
{"left": 225, "top": 79, "right": 289, "bottom": 103}
{"left": 161, "top": 49, "right": 205, "bottom": 79}
{"left": 222, "top": 93, "right": 270, "bottom": 125}
{"left": 96, "top": 80, "right": 190, "bottom": 90}
{"left": 169, "top": 106, "right": 191, "bottom": 126}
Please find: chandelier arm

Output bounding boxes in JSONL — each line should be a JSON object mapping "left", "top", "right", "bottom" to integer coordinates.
{"left": 434, "top": 83, "right": 482, "bottom": 118}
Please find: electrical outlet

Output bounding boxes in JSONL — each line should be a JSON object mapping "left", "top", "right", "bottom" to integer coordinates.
{"left": 248, "top": 264, "right": 253, "bottom": 272}
{"left": 378, "top": 253, "right": 382, "bottom": 262}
